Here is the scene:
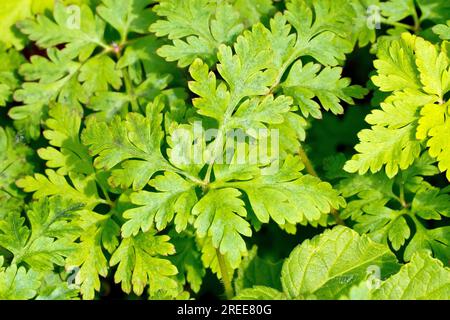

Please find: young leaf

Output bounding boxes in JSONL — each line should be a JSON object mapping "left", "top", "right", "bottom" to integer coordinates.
{"left": 347, "top": 33, "right": 450, "bottom": 179}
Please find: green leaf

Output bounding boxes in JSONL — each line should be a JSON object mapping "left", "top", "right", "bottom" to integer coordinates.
{"left": 400, "top": 152, "right": 439, "bottom": 192}
{"left": 225, "top": 156, "right": 345, "bottom": 226}
{"left": 18, "top": 2, "right": 107, "bottom": 59}
{"left": 193, "top": 188, "right": 251, "bottom": 268}
{"left": 380, "top": 0, "right": 416, "bottom": 22}
{"left": 122, "top": 172, "right": 197, "bottom": 236}
{"left": 11, "top": 49, "right": 85, "bottom": 139}
{"left": 415, "top": 37, "right": 448, "bottom": 99}
{"left": 0, "top": 212, "right": 30, "bottom": 258}
{"left": 188, "top": 58, "right": 230, "bottom": 122}
{"left": 150, "top": 0, "right": 244, "bottom": 67}
{"left": 349, "top": 34, "right": 450, "bottom": 179}
{"left": 82, "top": 100, "right": 173, "bottom": 190}
{"left": 235, "top": 246, "right": 283, "bottom": 294}
{"left": 336, "top": 168, "right": 396, "bottom": 220}
{"left": 97, "top": 0, "right": 156, "bottom": 38}
{"left": 234, "top": 286, "right": 285, "bottom": 300}
{"left": 403, "top": 225, "right": 450, "bottom": 264}
{"left": 411, "top": 187, "right": 450, "bottom": 220}
{"left": 433, "top": 21, "right": 450, "bottom": 40}
{"left": 282, "top": 61, "right": 368, "bottom": 117}
{"left": 1, "top": 0, "right": 449, "bottom": 302}
{"left": 417, "top": 103, "right": 450, "bottom": 180}
{"left": 0, "top": 198, "right": 81, "bottom": 271}
{"left": 65, "top": 210, "right": 119, "bottom": 299}
{"left": 78, "top": 55, "right": 122, "bottom": 95}
{"left": 109, "top": 230, "right": 178, "bottom": 297}
{"left": 216, "top": 43, "right": 276, "bottom": 100}
{"left": 372, "top": 33, "right": 421, "bottom": 92}
{"left": 0, "top": 0, "right": 54, "bottom": 49}
{"left": 38, "top": 104, "right": 93, "bottom": 175}
{"left": 17, "top": 170, "right": 104, "bottom": 209}
{"left": 230, "top": 0, "right": 275, "bottom": 26}
{"left": 416, "top": 0, "right": 450, "bottom": 24}
{"left": 355, "top": 207, "right": 411, "bottom": 251}
{"left": 36, "top": 272, "right": 79, "bottom": 300}
{"left": 387, "top": 216, "right": 411, "bottom": 250}
{"left": 0, "top": 265, "right": 41, "bottom": 299}
{"left": 281, "top": 226, "right": 399, "bottom": 299}
{"left": 116, "top": 34, "right": 177, "bottom": 75}
{"left": 344, "top": 98, "right": 423, "bottom": 178}
{"left": 226, "top": 95, "right": 292, "bottom": 131}
{"left": 0, "top": 126, "right": 34, "bottom": 215}
{"left": 0, "top": 45, "right": 25, "bottom": 106}
{"left": 372, "top": 251, "right": 450, "bottom": 299}
{"left": 284, "top": 0, "right": 354, "bottom": 66}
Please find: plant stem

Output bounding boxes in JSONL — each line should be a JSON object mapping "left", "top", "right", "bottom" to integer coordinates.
{"left": 330, "top": 208, "right": 345, "bottom": 226}
{"left": 411, "top": 4, "right": 421, "bottom": 32}
{"left": 298, "top": 145, "right": 345, "bottom": 226}
{"left": 399, "top": 184, "right": 406, "bottom": 207}
{"left": 216, "top": 249, "right": 234, "bottom": 299}
{"left": 97, "top": 179, "right": 113, "bottom": 207}
{"left": 115, "top": 47, "right": 139, "bottom": 113}
{"left": 381, "top": 19, "right": 415, "bottom": 31}
{"left": 202, "top": 94, "right": 239, "bottom": 185}
{"left": 298, "top": 145, "right": 319, "bottom": 177}
{"left": 174, "top": 168, "right": 208, "bottom": 187}
{"left": 122, "top": 68, "right": 140, "bottom": 112}
{"left": 269, "top": 50, "right": 299, "bottom": 93}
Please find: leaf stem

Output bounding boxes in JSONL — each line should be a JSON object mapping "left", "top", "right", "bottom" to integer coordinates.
{"left": 97, "top": 179, "right": 113, "bottom": 207}
{"left": 381, "top": 19, "right": 415, "bottom": 31}
{"left": 411, "top": 4, "right": 421, "bottom": 32}
{"left": 269, "top": 48, "right": 303, "bottom": 94}
{"left": 202, "top": 94, "right": 240, "bottom": 185}
{"left": 173, "top": 168, "right": 208, "bottom": 187}
{"left": 216, "top": 249, "right": 234, "bottom": 299}
{"left": 399, "top": 183, "right": 408, "bottom": 208}
{"left": 122, "top": 67, "right": 140, "bottom": 113}
{"left": 114, "top": 47, "right": 140, "bottom": 113}
{"left": 298, "top": 145, "right": 319, "bottom": 177}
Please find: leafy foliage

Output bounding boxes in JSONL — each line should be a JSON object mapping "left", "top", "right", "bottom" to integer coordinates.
{"left": 346, "top": 33, "right": 450, "bottom": 179}
{"left": 235, "top": 227, "right": 450, "bottom": 300}
{"left": 0, "top": 0, "right": 449, "bottom": 301}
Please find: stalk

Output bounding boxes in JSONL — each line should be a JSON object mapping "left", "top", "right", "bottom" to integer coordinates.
{"left": 216, "top": 249, "right": 234, "bottom": 299}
